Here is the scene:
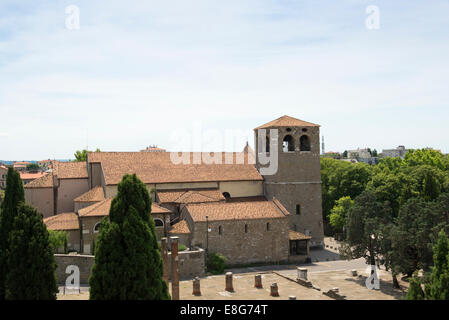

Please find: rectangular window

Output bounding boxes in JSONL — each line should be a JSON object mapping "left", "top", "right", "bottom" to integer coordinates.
{"left": 266, "top": 222, "right": 270, "bottom": 231}
{"left": 296, "top": 204, "right": 301, "bottom": 215}
{"left": 244, "top": 224, "right": 248, "bottom": 233}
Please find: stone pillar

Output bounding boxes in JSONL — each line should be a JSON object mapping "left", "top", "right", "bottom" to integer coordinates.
{"left": 289, "top": 296, "right": 296, "bottom": 300}
{"left": 351, "top": 269, "right": 357, "bottom": 276}
{"left": 225, "top": 272, "right": 234, "bottom": 292}
{"left": 171, "top": 236, "right": 180, "bottom": 300}
{"left": 306, "top": 240, "right": 310, "bottom": 256}
{"left": 270, "top": 283, "right": 279, "bottom": 297}
{"left": 297, "top": 267, "right": 308, "bottom": 281}
{"left": 192, "top": 277, "right": 201, "bottom": 296}
{"left": 254, "top": 274, "right": 263, "bottom": 288}
{"left": 161, "top": 237, "right": 169, "bottom": 283}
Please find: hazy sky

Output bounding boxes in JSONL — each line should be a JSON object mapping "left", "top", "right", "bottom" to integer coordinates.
{"left": 1, "top": 0, "right": 449, "bottom": 160}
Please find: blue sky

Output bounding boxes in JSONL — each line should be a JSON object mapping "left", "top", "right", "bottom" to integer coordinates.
{"left": 1, "top": 0, "right": 449, "bottom": 160}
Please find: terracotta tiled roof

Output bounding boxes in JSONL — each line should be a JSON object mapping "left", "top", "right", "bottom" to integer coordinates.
{"left": 226, "top": 196, "right": 267, "bottom": 202}
{"left": 289, "top": 230, "right": 311, "bottom": 241}
{"left": 74, "top": 186, "right": 105, "bottom": 202}
{"left": 87, "top": 151, "right": 261, "bottom": 185}
{"left": 185, "top": 200, "right": 290, "bottom": 222}
{"left": 53, "top": 161, "right": 88, "bottom": 179}
{"left": 20, "top": 172, "right": 47, "bottom": 180}
{"left": 158, "top": 189, "right": 225, "bottom": 204}
{"left": 24, "top": 173, "right": 54, "bottom": 188}
{"left": 44, "top": 212, "right": 79, "bottom": 231}
{"left": 152, "top": 203, "right": 172, "bottom": 214}
{"left": 169, "top": 220, "right": 190, "bottom": 234}
{"left": 78, "top": 198, "right": 112, "bottom": 217}
{"left": 255, "top": 115, "right": 320, "bottom": 129}
{"left": 78, "top": 198, "right": 171, "bottom": 217}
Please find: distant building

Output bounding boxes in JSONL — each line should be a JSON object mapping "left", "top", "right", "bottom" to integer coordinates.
{"left": 0, "top": 164, "right": 8, "bottom": 189}
{"left": 381, "top": 146, "right": 408, "bottom": 159}
{"left": 20, "top": 171, "right": 47, "bottom": 185}
{"left": 140, "top": 145, "right": 166, "bottom": 152}
{"left": 13, "top": 161, "right": 32, "bottom": 171}
{"left": 347, "top": 148, "right": 372, "bottom": 159}
{"left": 347, "top": 148, "right": 378, "bottom": 165}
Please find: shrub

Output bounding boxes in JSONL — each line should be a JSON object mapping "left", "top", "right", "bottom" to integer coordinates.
{"left": 207, "top": 252, "right": 226, "bottom": 275}
{"left": 178, "top": 244, "right": 187, "bottom": 252}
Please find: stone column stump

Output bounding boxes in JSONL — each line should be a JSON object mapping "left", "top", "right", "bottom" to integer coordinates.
{"left": 192, "top": 277, "right": 201, "bottom": 296}
{"left": 297, "top": 267, "right": 308, "bottom": 281}
{"left": 289, "top": 296, "right": 296, "bottom": 300}
{"left": 270, "top": 283, "right": 279, "bottom": 297}
{"left": 254, "top": 274, "right": 263, "bottom": 288}
{"left": 225, "top": 272, "right": 234, "bottom": 292}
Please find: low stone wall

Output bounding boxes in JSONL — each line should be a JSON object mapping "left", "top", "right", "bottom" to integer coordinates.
{"left": 54, "top": 248, "right": 205, "bottom": 285}
{"left": 167, "top": 248, "right": 205, "bottom": 280}
{"left": 55, "top": 254, "right": 94, "bottom": 285}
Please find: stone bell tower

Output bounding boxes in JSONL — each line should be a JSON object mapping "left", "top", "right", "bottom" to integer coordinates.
{"left": 254, "top": 115, "right": 324, "bottom": 247}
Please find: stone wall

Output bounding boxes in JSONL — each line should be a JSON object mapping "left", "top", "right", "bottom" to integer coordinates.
{"left": 190, "top": 218, "right": 290, "bottom": 265}
{"left": 167, "top": 248, "right": 205, "bottom": 280}
{"left": 55, "top": 254, "right": 94, "bottom": 285}
{"left": 54, "top": 248, "right": 205, "bottom": 285}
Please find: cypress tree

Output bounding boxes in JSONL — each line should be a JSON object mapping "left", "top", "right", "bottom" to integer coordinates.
{"left": 5, "top": 203, "right": 58, "bottom": 300}
{"left": 406, "top": 273, "right": 424, "bottom": 300}
{"left": 0, "top": 167, "right": 25, "bottom": 300}
{"left": 89, "top": 174, "right": 170, "bottom": 300}
{"left": 425, "top": 230, "right": 449, "bottom": 300}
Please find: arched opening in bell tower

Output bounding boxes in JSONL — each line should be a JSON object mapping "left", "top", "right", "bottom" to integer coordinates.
{"left": 282, "top": 135, "right": 295, "bottom": 152}
{"left": 299, "top": 135, "right": 311, "bottom": 151}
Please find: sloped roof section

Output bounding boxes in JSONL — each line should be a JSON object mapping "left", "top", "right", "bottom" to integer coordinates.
{"left": 24, "top": 172, "right": 54, "bottom": 188}
{"left": 78, "top": 198, "right": 171, "bottom": 217}
{"left": 185, "top": 200, "right": 290, "bottom": 222}
{"left": 87, "top": 151, "right": 261, "bottom": 185}
{"left": 44, "top": 212, "right": 79, "bottom": 231}
{"left": 169, "top": 220, "right": 191, "bottom": 234}
{"left": 255, "top": 115, "right": 320, "bottom": 129}
{"left": 53, "top": 161, "right": 88, "bottom": 179}
{"left": 74, "top": 186, "right": 105, "bottom": 202}
{"left": 289, "top": 230, "right": 312, "bottom": 241}
{"left": 158, "top": 189, "right": 225, "bottom": 204}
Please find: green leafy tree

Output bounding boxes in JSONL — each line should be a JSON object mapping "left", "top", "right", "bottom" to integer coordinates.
{"left": 207, "top": 252, "right": 226, "bottom": 275}
{"left": 406, "top": 273, "right": 425, "bottom": 300}
{"left": 0, "top": 167, "right": 24, "bottom": 300}
{"left": 74, "top": 148, "right": 100, "bottom": 162}
{"left": 340, "top": 190, "right": 392, "bottom": 267}
{"left": 391, "top": 198, "right": 440, "bottom": 277}
{"left": 5, "top": 203, "right": 58, "bottom": 300}
{"left": 425, "top": 230, "right": 449, "bottom": 300}
{"left": 329, "top": 196, "right": 353, "bottom": 233}
{"left": 48, "top": 230, "right": 68, "bottom": 253}
{"left": 89, "top": 174, "right": 170, "bottom": 300}
{"left": 26, "top": 163, "right": 40, "bottom": 171}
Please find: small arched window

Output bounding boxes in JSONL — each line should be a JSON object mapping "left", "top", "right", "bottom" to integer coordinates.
{"left": 300, "top": 135, "right": 311, "bottom": 151}
{"left": 283, "top": 135, "right": 295, "bottom": 152}
{"left": 218, "top": 226, "right": 222, "bottom": 235}
{"left": 244, "top": 224, "right": 248, "bottom": 233}
{"left": 93, "top": 222, "right": 101, "bottom": 233}
{"left": 222, "top": 192, "right": 231, "bottom": 201}
{"left": 154, "top": 218, "right": 164, "bottom": 227}
{"left": 266, "top": 222, "right": 270, "bottom": 231}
